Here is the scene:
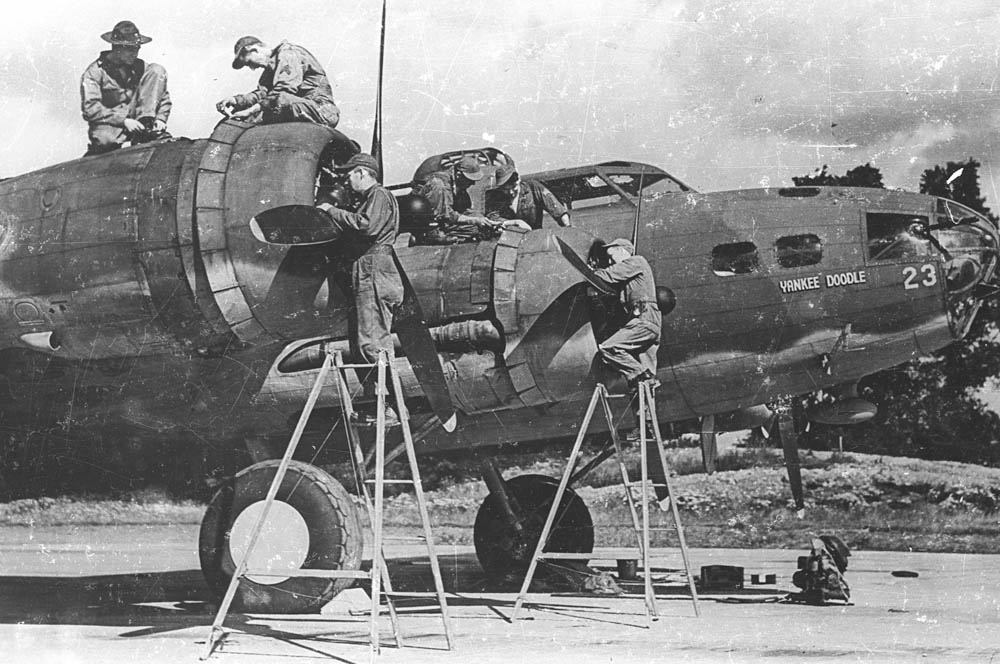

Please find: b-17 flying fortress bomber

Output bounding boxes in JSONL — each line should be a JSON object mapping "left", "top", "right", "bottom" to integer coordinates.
{"left": 1, "top": 10, "right": 998, "bottom": 615}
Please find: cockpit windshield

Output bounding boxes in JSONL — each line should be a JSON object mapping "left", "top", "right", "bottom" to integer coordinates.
{"left": 936, "top": 198, "right": 982, "bottom": 226}
{"left": 530, "top": 161, "right": 692, "bottom": 210}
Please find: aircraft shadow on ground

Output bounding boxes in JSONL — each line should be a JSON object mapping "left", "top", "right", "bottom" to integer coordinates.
{"left": 0, "top": 552, "right": 726, "bottom": 637}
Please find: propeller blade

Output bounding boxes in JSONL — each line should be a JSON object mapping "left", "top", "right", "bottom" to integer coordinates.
{"left": 250, "top": 205, "right": 341, "bottom": 245}
{"left": 554, "top": 237, "right": 615, "bottom": 295}
{"left": 391, "top": 250, "right": 457, "bottom": 432}
{"left": 773, "top": 414, "right": 805, "bottom": 514}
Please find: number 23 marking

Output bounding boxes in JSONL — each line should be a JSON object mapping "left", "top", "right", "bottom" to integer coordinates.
{"left": 902, "top": 264, "right": 937, "bottom": 290}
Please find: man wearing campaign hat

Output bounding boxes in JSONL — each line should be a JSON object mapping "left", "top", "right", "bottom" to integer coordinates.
{"left": 316, "top": 153, "right": 403, "bottom": 422}
{"left": 216, "top": 37, "right": 340, "bottom": 128}
{"left": 592, "top": 238, "right": 661, "bottom": 391}
{"left": 80, "top": 20, "right": 171, "bottom": 155}
{"left": 412, "top": 154, "right": 499, "bottom": 244}
{"left": 486, "top": 162, "right": 571, "bottom": 230}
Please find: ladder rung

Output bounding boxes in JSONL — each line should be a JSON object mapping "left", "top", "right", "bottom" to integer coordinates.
{"left": 243, "top": 568, "right": 371, "bottom": 579}
{"left": 364, "top": 479, "right": 414, "bottom": 485}
{"left": 384, "top": 535, "right": 427, "bottom": 542}
{"left": 334, "top": 362, "right": 378, "bottom": 369}
{"left": 537, "top": 549, "right": 643, "bottom": 561}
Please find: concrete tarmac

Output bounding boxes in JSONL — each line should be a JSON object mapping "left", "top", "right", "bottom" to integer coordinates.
{"left": 1, "top": 524, "right": 999, "bottom": 663}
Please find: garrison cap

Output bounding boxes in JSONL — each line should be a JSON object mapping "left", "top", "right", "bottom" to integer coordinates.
{"left": 455, "top": 155, "right": 487, "bottom": 181}
{"left": 605, "top": 238, "right": 635, "bottom": 254}
{"left": 336, "top": 153, "right": 381, "bottom": 181}
{"left": 232, "top": 35, "right": 264, "bottom": 69}
{"left": 101, "top": 20, "right": 152, "bottom": 46}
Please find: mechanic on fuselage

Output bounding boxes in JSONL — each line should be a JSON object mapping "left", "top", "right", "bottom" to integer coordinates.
{"left": 592, "top": 238, "right": 661, "bottom": 391}
{"left": 412, "top": 155, "right": 499, "bottom": 244}
{"left": 80, "top": 20, "right": 171, "bottom": 155}
{"left": 217, "top": 36, "right": 340, "bottom": 128}
{"left": 317, "top": 153, "right": 403, "bottom": 422}
{"left": 485, "top": 163, "right": 571, "bottom": 230}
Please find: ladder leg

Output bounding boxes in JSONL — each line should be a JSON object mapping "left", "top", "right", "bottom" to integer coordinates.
{"left": 644, "top": 383, "right": 701, "bottom": 617}
{"left": 389, "top": 363, "right": 454, "bottom": 650}
{"left": 638, "top": 386, "right": 657, "bottom": 623}
{"left": 333, "top": 352, "right": 403, "bottom": 649}
{"left": 511, "top": 385, "right": 603, "bottom": 620}
{"left": 200, "top": 353, "right": 335, "bottom": 660}
{"left": 368, "top": 353, "right": 388, "bottom": 656}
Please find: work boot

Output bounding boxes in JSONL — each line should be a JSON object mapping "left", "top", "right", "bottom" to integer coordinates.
{"left": 629, "top": 370, "right": 661, "bottom": 392}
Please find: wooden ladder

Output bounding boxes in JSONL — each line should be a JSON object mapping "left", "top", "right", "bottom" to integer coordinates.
{"left": 200, "top": 348, "right": 452, "bottom": 659}
{"left": 510, "top": 380, "right": 700, "bottom": 623}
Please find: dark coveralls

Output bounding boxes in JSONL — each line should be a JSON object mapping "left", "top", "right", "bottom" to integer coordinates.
{"left": 319, "top": 185, "right": 403, "bottom": 390}
{"left": 592, "top": 255, "right": 661, "bottom": 384}
{"left": 233, "top": 41, "right": 340, "bottom": 128}
{"left": 80, "top": 53, "right": 171, "bottom": 153}
{"left": 485, "top": 180, "right": 569, "bottom": 229}
{"left": 415, "top": 170, "right": 489, "bottom": 243}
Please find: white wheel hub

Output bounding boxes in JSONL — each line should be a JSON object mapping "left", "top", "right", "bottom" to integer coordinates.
{"left": 228, "top": 500, "right": 310, "bottom": 584}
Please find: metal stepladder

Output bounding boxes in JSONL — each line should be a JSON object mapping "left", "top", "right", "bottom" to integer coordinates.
{"left": 510, "top": 379, "right": 700, "bottom": 623}
{"left": 201, "top": 348, "right": 452, "bottom": 660}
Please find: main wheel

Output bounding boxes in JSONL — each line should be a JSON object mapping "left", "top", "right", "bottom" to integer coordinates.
{"left": 473, "top": 474, "right": 594, "bottom": 578}
{"left": 199, "top": 460, "right": 363, "bottom": 613}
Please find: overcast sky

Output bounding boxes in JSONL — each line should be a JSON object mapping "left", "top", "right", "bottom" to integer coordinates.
{"left": 2, "top": 1, "right": 999, "bottom": 206}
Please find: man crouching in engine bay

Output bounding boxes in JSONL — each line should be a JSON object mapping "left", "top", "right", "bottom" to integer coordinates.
{"left": 316, "top": 153, "right": 403, "bottom": 425}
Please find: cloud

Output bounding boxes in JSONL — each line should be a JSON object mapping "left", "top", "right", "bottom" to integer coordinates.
{"left": 2, "top": 0, "right": 1000, "bottom": 206}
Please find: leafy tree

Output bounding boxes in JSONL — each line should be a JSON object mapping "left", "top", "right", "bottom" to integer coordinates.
{"left": 796, "top": 160, "right": 1000, "bottom": 464}
{"left": 792, "top": 163, "right": 884, "bottom": 189}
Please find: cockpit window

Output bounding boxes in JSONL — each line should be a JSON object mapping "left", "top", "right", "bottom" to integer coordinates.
{"left": 866, "top": 212, "right": 930, "bottom": 261}
{"left": 712, "top": 242, "right": 760, "bottom": 276}
{"left": 936, "top": 199, "right": 981, "bottom": 226}
{"left": 775, "top": 234, "right": 823, "bottom": 268}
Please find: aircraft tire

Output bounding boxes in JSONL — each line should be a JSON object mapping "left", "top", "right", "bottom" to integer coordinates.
{"left": 198, "top": 459, "right": 363, "bottom": 613}
{"left": 473, "top": 473, "right": 594, "bottom": 578}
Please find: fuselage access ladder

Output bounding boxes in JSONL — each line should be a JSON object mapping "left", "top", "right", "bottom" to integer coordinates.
{"left": 200, "top": 348, "right": 452, "bottom": 659}
{"left": 510, "top": 380, "right": 700, "bottom": 623}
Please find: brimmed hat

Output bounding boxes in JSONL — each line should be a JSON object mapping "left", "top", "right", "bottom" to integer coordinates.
{"left": 336, "top": 153, "right": 381, "bottom": 181}
{"left": 605, "top": 238, "right": 635, "bottom": 254}
{"left": 494, "top": 163, "right": 518, "bottom": 187}
{"left": 455, "top": 155, "right": 486, "bottom": 181}
{"left": 101, "top": 20, "right": 151, "bottom": 46}
{"left": 232, "top": 35, "right": 264, "bottom": 69}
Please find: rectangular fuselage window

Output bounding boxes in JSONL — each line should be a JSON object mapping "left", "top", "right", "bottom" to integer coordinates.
{"left": 866, "top": 212, "right": 930, "bottom": 261}
{"left": 712, "top": 242, "right": 760, "bottom": 276}
{"left": 775, "top": 233, "right": 823, "bottom": 268}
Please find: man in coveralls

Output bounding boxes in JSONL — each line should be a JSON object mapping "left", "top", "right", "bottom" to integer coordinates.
{"left": 592, "top": 238, "right": 661, "bottom": 391}
{"left": 216, "top": 36, "right": 340, "bottom": 128}
{"left": 80, "top": 20, "right": 171, "bottom": 155}
{"left": 316, "top": 153, "right": 403, "bottom": 422}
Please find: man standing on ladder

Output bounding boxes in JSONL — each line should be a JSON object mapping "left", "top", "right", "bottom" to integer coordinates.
{"left": 316, "top": 153, "right": 403, "bottom": 424}
{"left": 592, "top": 238, "right": 661, "bottom": 393}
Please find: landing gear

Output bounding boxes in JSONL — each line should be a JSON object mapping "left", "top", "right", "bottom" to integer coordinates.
{"left": 198, "top": 459, "right": 363, "bottom": 613}
{"left": 473, "top": 473, "right": 594, "bottom": 578}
